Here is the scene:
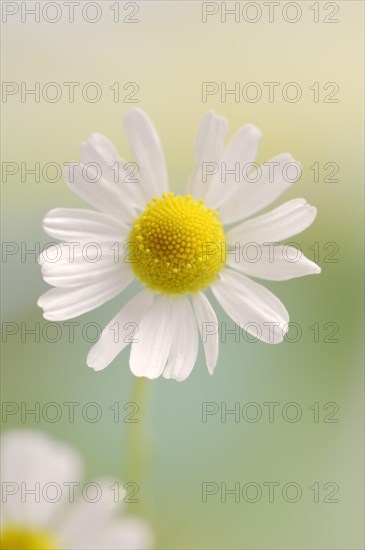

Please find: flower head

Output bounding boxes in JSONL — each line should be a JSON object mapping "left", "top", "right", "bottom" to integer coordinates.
{"left": 38, "top": 109, "right": 320, "bottom": 381}
{"left": 129, "top": 192, "right": 225, "bottom": 294}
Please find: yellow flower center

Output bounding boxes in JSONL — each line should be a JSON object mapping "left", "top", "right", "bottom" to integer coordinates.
{"left": 128, "top": 193, "right": 225, "bottom": 294}
{"left": 0, "top": 526, "right": 60, "bottom": 550}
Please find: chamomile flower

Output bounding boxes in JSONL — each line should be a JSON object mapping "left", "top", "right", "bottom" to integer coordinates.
{"left": 0, "top": 430, "right": 153, "bottom": 550}
{"left": 38, "top": 109, "right": 320, "bottom": 381}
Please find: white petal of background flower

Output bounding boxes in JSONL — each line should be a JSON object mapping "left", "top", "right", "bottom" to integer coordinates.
{"left": 94, "top": 517, "right": 153, "bottom": 550}
{"left": 58, "top": 478, "right": 152, "bottom": 549}
{"left": 65, "top": 516, "right": 153, "bottom": 550}
{"left": 58, "top": 478, "right": 124, "bottom": 547}
{"left": 1, "top": 430, "right": 83, "bottom": 529}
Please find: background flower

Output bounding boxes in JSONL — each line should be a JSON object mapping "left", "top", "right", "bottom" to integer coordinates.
{"left": 0, "top": 430, "right": 153, "bottom": 550}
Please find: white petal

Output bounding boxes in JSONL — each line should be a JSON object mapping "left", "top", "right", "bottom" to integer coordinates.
{"left": 80, "top": 133, "right": 118, "bottom": 168}
{"left": 38, "top": 242, "right": 118, "bottom": 265}
{"left": 43, "top": 208, "right": 127, "bottom": 242}
{"left": 124, "top": 108, "right": 168, "bottom": 200}
{"left": 91, "top": 517, "right": 153, "bottom": 550}
{"left": 63, "top": 164, "right": 136, "bottom": 224}
{"left": 227, "top": 245, "right": 321, "bottom": 281}
{"left": 87, "top": 290, "right": 154, "bottom": 371}
{"left": 192, "top": 292, "right": 218, "bottom": 375}
{"left": 39, "top": 245, "right": 125, "bottom": 288}
{"left": 226, "top": 199, "right": 317, "bottom": 244}
{"left": 1, "top": 430, "right": 82, "bottom": 529}
{"left": 40, "top": 260, "right": 121, "bottom": 289}
{"left": 57, "top": 477, "right": 123, "bottom": 549}
{"left": 38, "top": 272, "right": 132, "bottom": 320}
{"left": 163, "top": 297, "right": 199, "bottom": 382}
{"left": 218, "top": 154, "right": 301, "bottom": 224}
{"left": 86, "top": 518, "right": 153, "bottom": 550}
{"left": 129, "top": 295, "right": 173, "bottom": 379}
{"left": 211, "top": 269, "right": 289, "bottom": 344}
{"left": 61, "top": 515, "right": 153, "bottom": 550}
{"left": 204, "top": 124, "right": 262, "bottom": 210}
{"left": 187, "top": 111, "right": 228, "bottom": 200}
{"left": 80, "top": 133, "right": 146, "bottom": 211}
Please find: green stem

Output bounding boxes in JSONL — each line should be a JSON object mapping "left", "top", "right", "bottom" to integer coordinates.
{"left": 123, "top": 376, "right": 150, "bottom": 513}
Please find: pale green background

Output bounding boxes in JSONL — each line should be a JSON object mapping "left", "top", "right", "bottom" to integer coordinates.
{"left": 1, "top": 1, "right": 364, "bottom": 549}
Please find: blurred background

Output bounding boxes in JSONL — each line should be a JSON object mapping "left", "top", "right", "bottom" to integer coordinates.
{"left": 1, "top": 1, "right": 364, "bottom": 548}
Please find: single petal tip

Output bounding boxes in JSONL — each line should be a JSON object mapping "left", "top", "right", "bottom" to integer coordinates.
{"left": 124, "top": 107, "right": 144, "bottom": 121}
{"left": 244, "top": 124, "right": 262, "bottom": 138}
{"left": 87, "top": 361, "right": 97, "bottom": 371}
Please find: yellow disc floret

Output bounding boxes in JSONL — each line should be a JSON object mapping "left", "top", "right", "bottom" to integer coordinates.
{"left": 0, "top": 526, "right": 60, "bottom": 550}
{"left": 128, "top": 193, "right": 225, "bottom": 294}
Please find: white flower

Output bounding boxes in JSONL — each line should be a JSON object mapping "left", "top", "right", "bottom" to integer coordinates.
{"left": 0, "top": 430, "right": 153, "bottom": 550}
{"left": 38, "top": 109, "right": 320, "bottom": 381}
